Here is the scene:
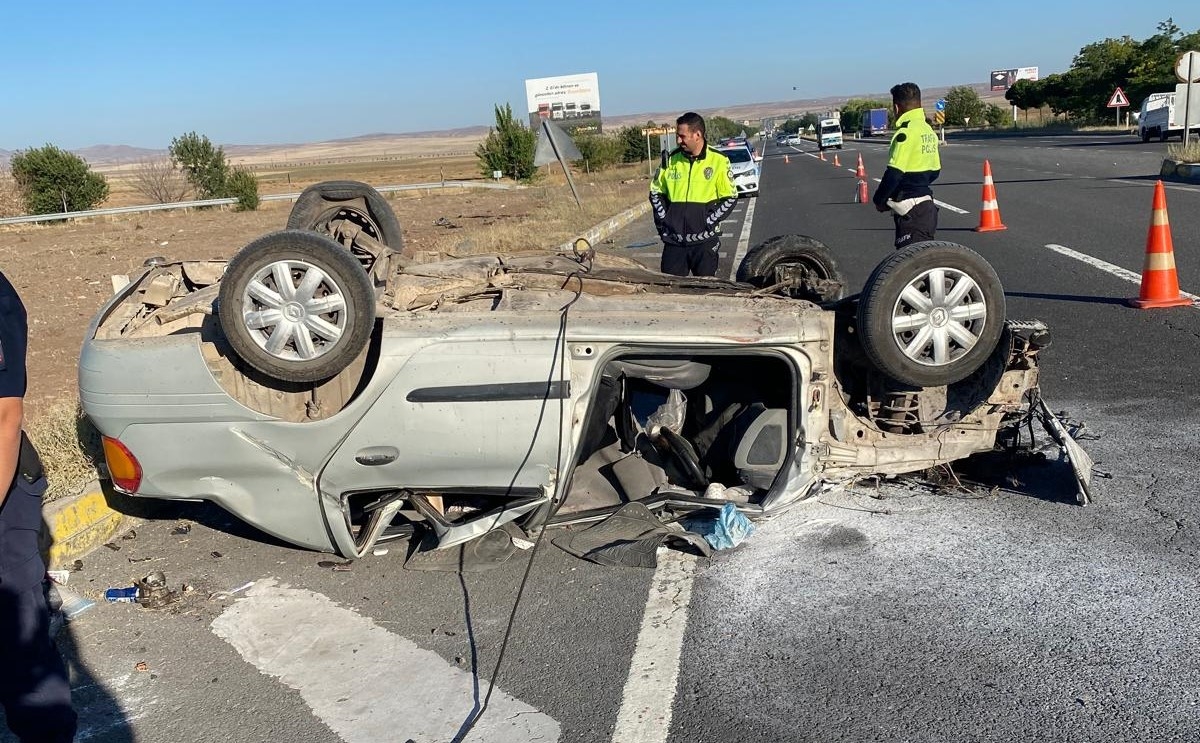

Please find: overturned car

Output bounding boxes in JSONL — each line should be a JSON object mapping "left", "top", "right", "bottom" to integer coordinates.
{"left": 79, "top": 181, "right": 1091, "bottom": 560}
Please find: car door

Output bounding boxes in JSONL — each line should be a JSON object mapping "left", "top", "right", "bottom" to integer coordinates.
{"left": 318, "top": 336, "right": 567, "bottom": 499}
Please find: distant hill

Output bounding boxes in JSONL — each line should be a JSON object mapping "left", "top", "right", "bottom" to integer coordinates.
{"left": 1, "top": 84, "right": 1002, "bottom": 169}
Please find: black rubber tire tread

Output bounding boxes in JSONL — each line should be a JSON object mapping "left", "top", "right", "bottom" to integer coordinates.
{"left": 857, "top": 241, "right": 1005, "bottom": 388}
{"left": 218, "top": 229, "right": 376, "bottom": 384}
{"left": 286, "top": 180, "right": 405, "bottom": 251}
{"left": 736, "top": 234, "right": 845, "bottom": 302}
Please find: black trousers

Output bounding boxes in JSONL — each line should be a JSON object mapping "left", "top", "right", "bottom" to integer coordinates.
{"left": 0, "top": 583, "right": 77, "bottom": 743}
{"left": 1, "top": 474, "right": 76, "bottom": 743}
{"left": 661, "top": 240, "right": 720, "bottom": 277}
{"left": 893, "top": 200, "right": 939, "bottom": 249}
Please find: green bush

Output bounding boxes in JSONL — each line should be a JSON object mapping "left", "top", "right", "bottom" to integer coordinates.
{"left": 571, "top": 132, "right": 624, "bottom": 171}
{"left": 226, "top": 167, "right": 260, "bottom": 211}
{"left": 9, "top": 145, "right": 109, "bottom": 214}
{"left": 618, "top": 123, "right": 663, "bottom": 164}
{"left": 476, "top": 104, "right": 537, "bottom": 182}
{"left": 167, "top": 131, "right": 259, "bottom": 209}
{"left": 169, "top": 131, "right": 229, "bottom": 198}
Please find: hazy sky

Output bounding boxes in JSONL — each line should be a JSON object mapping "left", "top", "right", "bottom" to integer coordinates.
{"left": 2, "top": 1, "right": 1196, "bottom": 150}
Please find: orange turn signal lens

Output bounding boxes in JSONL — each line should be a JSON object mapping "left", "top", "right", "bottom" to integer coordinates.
{"left": 101, "top": 436, "right": 142, "bottom": 493}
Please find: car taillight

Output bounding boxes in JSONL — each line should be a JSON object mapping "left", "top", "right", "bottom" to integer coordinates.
{"left": 102, "top": 436, "right": 142, "bottom": 493}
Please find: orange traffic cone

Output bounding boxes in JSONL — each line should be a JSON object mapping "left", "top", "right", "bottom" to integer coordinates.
{"left": 784, "top": 153, "right": 790, "bottom": 164}
{"left": 974, "top": 160, "right": 1007, "bottom": 232}
{"left": 833, "top": 153, "right": 841, "bottom": 167}
{"left": 1130, "top": 180, "right": 1193, "bottom": 308}
{"left": 855, "top": 179, "right": 869, "bottom": 204}
{"left": 819, "top": 150, "right": 826, "bottom": 162}
{"left": 855, "top": 154, "right": 866, "bottom": 180}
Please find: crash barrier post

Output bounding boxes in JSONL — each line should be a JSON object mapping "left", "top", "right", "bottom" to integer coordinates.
{"left": 974, "top": 159, "right": 1007, "bottom": 232}
{"left": 1130, "top": 180, "right": 1193, "bottom": 309}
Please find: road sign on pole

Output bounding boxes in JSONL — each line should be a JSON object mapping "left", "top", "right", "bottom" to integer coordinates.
{"left": 935, "top": 98, "right": 946, "bottom": 112}
{"left": 1177, "top": 51, "right": 1200, "bottom": 143}
{"left": 1107, "top": 87, "right": 1129, "bottom": 129}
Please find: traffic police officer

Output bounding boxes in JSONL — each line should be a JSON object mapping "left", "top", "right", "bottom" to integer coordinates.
{"left": 873, "top": 82, "right": 941, "bottom": 248}
{"left": 650, "top": 112, "right": 738, "bottom": 276}
{"left": 1, "top": 269, "right": 77, "bottom": 742}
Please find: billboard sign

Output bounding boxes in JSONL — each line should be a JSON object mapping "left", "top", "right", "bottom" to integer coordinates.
{"left": 990, "top": 67, "right": 1039, "bottom": 92}
{"left": 525, "top": 72, "right": 602, "bottom": 133}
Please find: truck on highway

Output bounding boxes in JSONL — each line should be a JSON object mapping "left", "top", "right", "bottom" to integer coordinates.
{"left": 1136, "top": 84, "right": 1199, "bottom": 142}
{"left": 818, "top": 118, "right": 843, "bottom": 150}
{"left": 860, "top": 108, "right": 889, "bottom": 137}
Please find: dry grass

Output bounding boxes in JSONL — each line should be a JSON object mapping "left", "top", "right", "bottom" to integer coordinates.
{"left": 428, "top": 166, "right": 648, "bottom": 255}
{"left": 25, "top": 399, "right": 104, "bottom": 502}
{"left": 1167, "top": 139, "right": 1200, "bottom": 163}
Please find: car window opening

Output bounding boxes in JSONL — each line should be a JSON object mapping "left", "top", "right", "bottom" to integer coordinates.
{"left": 560, "top": 352, "right": 797, "bottom": 520}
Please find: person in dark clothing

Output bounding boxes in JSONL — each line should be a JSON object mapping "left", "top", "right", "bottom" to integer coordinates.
{"left": 1, "top": 269, "right": 77, "bottom": 743}
{"left": 649, "top": 112, "right": 738, "bottom": 276}
{"left": 873, "top": 82, "right": 941, "bottom": 249}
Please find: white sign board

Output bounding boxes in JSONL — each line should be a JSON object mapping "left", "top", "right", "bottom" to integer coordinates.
{"left": 524, "top": 72, "right": 602, "bottom": 132}
{"left": 1176, "top": 51, "right": 1200, "bottom": 83}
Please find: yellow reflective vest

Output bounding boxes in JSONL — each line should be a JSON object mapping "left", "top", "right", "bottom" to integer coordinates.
{"left": 872, "top": 108, "right": 941, "bottom": 209}
{"left": 649, "top": 144, "right": 737, "bottom": 247}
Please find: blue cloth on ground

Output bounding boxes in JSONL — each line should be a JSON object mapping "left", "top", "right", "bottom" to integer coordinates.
{"left": 691, "top": 502, "right": 754, "bottom": 550}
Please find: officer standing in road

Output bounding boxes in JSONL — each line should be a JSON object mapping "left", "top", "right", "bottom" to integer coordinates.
{"left": 650, "top": 112, "right": 738, "bottom": 276}
{"left": 1, "top": 269, "right": 77, "bottom": 742}
{"left": 873, "top": 82, "right": 941, "bottom": 249}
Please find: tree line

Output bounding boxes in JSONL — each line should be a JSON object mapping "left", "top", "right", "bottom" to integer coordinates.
{"left": 3, "top": 133, "right": 259, "bottom": 217}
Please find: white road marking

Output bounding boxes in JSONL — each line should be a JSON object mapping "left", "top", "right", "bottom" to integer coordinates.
{"left": 1044, "top": 243, "right": 1200, "bottom": 303}
{"left": 211, "top": 579, "right": 559, "bottom": 743}
{"left": 730, "top": 196, "right": 758, "bottom": 279}
{"left": 868, "top": 177, "right": 970, "bottom": 214}
{"left": 611, "top": 552, "right": 698, "bottom": 743}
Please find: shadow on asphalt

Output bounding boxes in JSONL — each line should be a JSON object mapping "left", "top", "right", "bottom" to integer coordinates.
{"left": 1005, "top": 291, "right": 1129, "bottom": 306}
{"left": 102, "top": 482, "right": 297, "bottom": 551}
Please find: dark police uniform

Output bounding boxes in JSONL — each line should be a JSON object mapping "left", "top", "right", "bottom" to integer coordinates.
{"left": 649, "top": 144, "right": 738, "bottom": 276}
{"left": 0, "top": 270, "right": 76, "bottom": 742}
{"left": 872, "top": 107, "right": 941, "bottom": 248}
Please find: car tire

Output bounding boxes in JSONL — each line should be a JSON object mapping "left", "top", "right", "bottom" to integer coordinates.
{"left": 218, "top": 229, "right": 376, "bottom": 384}
{"left": 287, "top": 180, "right": 405, "bottom": 252}
{"left": 857, "top": 241, "right": 1005, "bottom": 387}
{"left": 736, "top": 234, "right": 845, "bottom": 303}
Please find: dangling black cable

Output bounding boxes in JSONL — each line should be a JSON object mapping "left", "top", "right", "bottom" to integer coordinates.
{"left": 453, "top": 274, "right": 583, "bottom": 741}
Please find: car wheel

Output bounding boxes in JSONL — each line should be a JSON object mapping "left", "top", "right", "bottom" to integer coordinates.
{"left": 736, "top": 234, "right": 845, "bottom": 303}
{"left": 218, "top": 230, "right": 376, "bottom": 384}
{"left": 287, "top": 181, "right": 404, "bottom": 287}
{"left": 857, "top": 241, "right": 1005, "bottom": 387}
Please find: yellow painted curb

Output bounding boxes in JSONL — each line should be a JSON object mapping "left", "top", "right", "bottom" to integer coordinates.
{"left": 40, "top": 484, "right": 132, "bottom": 567}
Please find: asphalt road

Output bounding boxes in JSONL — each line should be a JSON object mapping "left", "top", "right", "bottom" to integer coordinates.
{"left": 15, "top": 132, "right": 1200, "bottom": 743}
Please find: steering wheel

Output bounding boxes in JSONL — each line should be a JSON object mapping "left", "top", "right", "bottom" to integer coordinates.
{"left": 653, "top": 428, "right": 708, "bottom": 491}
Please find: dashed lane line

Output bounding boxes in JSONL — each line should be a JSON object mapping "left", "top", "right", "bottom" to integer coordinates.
{"left": 730, "top": 195, "right": 758, "bottom": 280}
{"left": 610, "top": 552, "right": 698, "bottom": 743}
{"left": 1044, "top": 243, "right": 1200, "bottom": 305}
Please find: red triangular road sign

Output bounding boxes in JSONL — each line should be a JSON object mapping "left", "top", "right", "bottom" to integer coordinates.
{"left": 1107, "top": 87, "right": 1129, "bottom": 107}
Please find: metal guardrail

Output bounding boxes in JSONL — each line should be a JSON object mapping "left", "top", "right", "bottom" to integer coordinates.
{"left": 0, "top": 180, "right": 515, "bottom": 227}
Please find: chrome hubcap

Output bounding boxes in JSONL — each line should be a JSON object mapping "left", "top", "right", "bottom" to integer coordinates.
{"left": 241, "top": 260, "right": 347, "bottom": 361}
{"left": 890, "top": 267, "right": 987, "bottom": 367}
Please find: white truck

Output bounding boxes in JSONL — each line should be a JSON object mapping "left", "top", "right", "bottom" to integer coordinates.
{"left": 818, "top": 118, "right": 843, "bottom": 150}
{"left": 1136, "top": 84, "right": 1199, "bottom": 142}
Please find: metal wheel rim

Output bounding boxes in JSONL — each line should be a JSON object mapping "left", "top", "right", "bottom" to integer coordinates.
{"left": 241, "top": 259, "right": 348, "bottom": 361}
{"left": 771, "top": 259, "right": 826, "bottom": 298}
{"left": 889, "top": 266, "right": 987, "bottom": 367}
{"left": 321, "top": 206, "right": 381, "bottom": 248}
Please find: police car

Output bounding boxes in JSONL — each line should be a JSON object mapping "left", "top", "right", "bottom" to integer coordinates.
{"left": 715, "top": 143, "right": 759, "bottom": 197}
